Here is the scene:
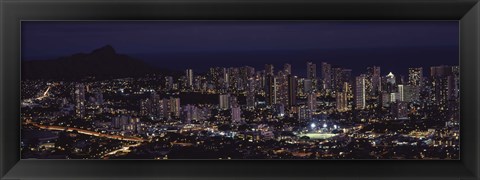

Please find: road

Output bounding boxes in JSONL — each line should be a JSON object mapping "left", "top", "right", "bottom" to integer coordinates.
{"left": 28, "top": 122, "right": 146, "bottom": 142}
{"left": 101, "top": 142, "right": 143, "bottom": 158}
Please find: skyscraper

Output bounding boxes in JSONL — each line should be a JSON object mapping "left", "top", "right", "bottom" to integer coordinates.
{"left": 391, "top": 101, "right": 409, "bottom": 120}
{"left": 408, "top": 67, "right": 423, "bottom": 86}
{"left": 141, "top": 92, "right": 163, "bottom": 119}
{"left": 307, "top": 92, "right": 316, "bottom": 112}
{"left": 283, "top": 63, "right": 292, "bottom": 75}
{"left": 186, "top": 69, "right": 193, "bottom": 88}
{"left": 74, "top": 83, "right": 86, "bottom": 119}
{"left": 430, "top": 65, "right": 454, "bottom": 106}
{"left": 265, "top": 64, "right": 274, "bottom": 76}
{"left": 160, "top": 97, "right": 180, "bottom": 120}
{"left": 355, "top": 75, "right": 366, "bottom": 110}
{"left": 219, "top": 94, "right": 230, "bottom": 110}
{"left": 287, "top": 75, "right": 297, "bottom": 107}
{"left": 385, "top": 72, "right": 396, "bottom": 93}
{"left": 265, "top": 74, "right": 276, "bottom": 106}
{"left": 231, "top": 106, "right": 241, "bottom": 123}
{"left": 307, "top": 62, "right": 316, "bottom": 79}
{"left": 303, "top": 79, "right": 313, "bottom": 93}
{"left": 181, "top": 104, "right": 197, "bottom": 124}
{"left": 321, "top": 62, "right": 332, "bottom": 91}
{"left": 336, "top": 92, "right": 348, "bottom": 112}
{"left": 397, "top": 84, "right": 404, "bottom": 102}
{"left": 246, "top": 78, "right": 256, "bottom": 109}
{"left": 165, "top": 76, "right": 174, "bottom": 90}
{"left": 368, "top": 66, "right": 381, "bottom": 96}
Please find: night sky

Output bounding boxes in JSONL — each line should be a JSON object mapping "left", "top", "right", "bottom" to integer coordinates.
{"left": 21, "top": 21, "right": 459, "bottom": 76}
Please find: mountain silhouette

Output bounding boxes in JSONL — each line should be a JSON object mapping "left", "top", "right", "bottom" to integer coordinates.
{"left": 22, "top": 45, "right": 167, "bottom": 80}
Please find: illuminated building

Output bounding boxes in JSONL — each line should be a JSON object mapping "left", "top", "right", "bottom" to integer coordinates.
{"left": 219, "top": 94, "right": 230, "bottom": 110}
{"left": 303, "top": 79, "right": 313, "bottom": 93}
{"left": 246, "top": 78, "right": 256, "bottom": 108}
{"left": 336, "top": 92, "right": 348, "bottom": 112}
{"left": 93, "top": 90, "right": 104, "bottom": 106}
{"left": 229, "top": 95, "right": 239, "bottom": 108}
{"left": 355, "top": 75, "right": 366, "bottom": 110}
{"left": 430, "top": 65, "right": 455, "bottom": 106}
{"left": 165, "top": 76, "right": 174, "bottom": 90}
{"left": 265, "top": 74, "right": 276, "bottom": 106}
{"left": 408, "top": 67, "right": 423, "bottom": 86}
{"left": 274, "top": 103, "right": 285, "bottom": 117}
{"left": 385, "top": 72, "right": 396, "bottom": 93}
{"left": 74, "top": 83, "right": 86, "bottom": 119}
{"left": 391, "top": 101, "right": 409, "bottom": 120}
{"left": 307, "top": 92, "right": 316, "bottom": 112}
{"left": 364, "top": 66, "right": 381, "bottom": 99}
{"left": 186, "top": 69, "right": 193, "bottom": 88}
{"left": 287, "top": 75, "right": 297, "bottom": 107}
{"left": 397, "top": 84, "right": 404, "bottom": 101}
{"left": 321, "top": 62, "right": 331, "bottom": 91}
{"left": 231, "top": 106, "right": 241, "bottom": 123}
{"left": 306, "top": 62, "right": 318, "bottom": 92}
{"left": 307, "top": 62, "right": 316, "bottom": 79}
{"left": 283, "top": 63, "right": 291, "bottom": 75}
{"left": 140, "top": 92, "right": 163, "bottom": 119}
{"left": 332, "top": 67, "right": 352, "bottom": 94}
{"left": 181, "top": 104, "right": 197, "bottom": 124}
{"left": 265, "top": 64, "right": 274, "bottom": 76}
{"left": 163, "top": 97, "right": 180, "bottom": 118}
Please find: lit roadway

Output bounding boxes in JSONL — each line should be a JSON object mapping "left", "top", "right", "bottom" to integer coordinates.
{"left": 101, "top": 142, "right": 143, "bottom": 159}
{"left": 27, "top": 122, "right": 147, "bottom": 142}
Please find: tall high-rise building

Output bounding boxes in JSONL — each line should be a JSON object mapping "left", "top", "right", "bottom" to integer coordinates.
{"left": 93, "top": 90, "right": 104, "bottom": 106}
{"left": 307, "top": 62, "right": 317, "bottom": 79}
{"left": 246, "top": 78, "right": 256, "bottom": 108}
{"left": 385, "top": 72, "right": 396, "bottom": 93}
{"left": 219, "top": 94, "right": 230, "bottom": 110}
{"left": 170, "top": 97, "right": 181, "bottom": 118}
{"left": 303, "top": 79, "right": 313, "bottom": 93}
{"left": 181, "top": 104, "right": 197, "bottom": 124}
{"left": 367, "top": 66, "right": 381, "bottom": 96}
{"left": 355, "top": 75, "right": 366, "bottom": 110}
{"left": 404, "top": 85, "right": 420, "bottom": 102}
{"left": 336, "top": 92, "right": 348, "bottom": 112}
{"left": 231, "top": 106, "right": 241, "bottom": 123}
{"left": 430, "top": 65, "right": 455, "bottom": 106}
{"left": 186, "top": 69, "right": 193, "bottom": 88}
{"left": 160, "top": 97, "right": 180, "bottom": 120}
{"left": 275, "top": 70, "right": 289, "bottom": 107}
{"left": 321, "top": 62, "right": 332, "bottom": 91}
{"left": 283, "top": 63, "right": 292, "bottom": 75}
{"left": 408, "top": 67, "right": 423, "bottom": 86}
{"left": 430, "top": 65, "right": 453, "bottom": 77}
{"left": 287, "top": 75, "right": 297, "bottom": 107}
{"left": 307, "top": 92, "right": 316, "bottom": 112}
{"left": 265, "top": 64, "right": 274, "bottom": 76}
{"left": 265, "top": 75, "right": 276, "bottom": 106}
{"left": 165, "top": 76, "right": 174, "bottom": 90}
{"left": 391, "top": 101, "right": 409, "bottom": 120}
{"left": 141, "top": 92, "right": 162, "bottom": 119}
{"left": 74, "top": 83, "right": 86, "bottom": 119}
{"left": 229, "top": 95, "right": 239, "bottom": 108}
{"left": 397, "top": 84, "right": 404, "bottom": 102}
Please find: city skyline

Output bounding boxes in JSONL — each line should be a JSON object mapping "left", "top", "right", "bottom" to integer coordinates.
{"left": 21, "top": 21, "right": 459, "bottom": 160}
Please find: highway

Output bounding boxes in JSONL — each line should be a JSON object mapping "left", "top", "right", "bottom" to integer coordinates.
{"left": 28, "top": 122, "right": 147, "bottom": 142}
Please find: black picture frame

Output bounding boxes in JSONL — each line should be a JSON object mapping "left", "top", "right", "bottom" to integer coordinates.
{"left": 1, "top": 0, "right": 479, "bottom": 179}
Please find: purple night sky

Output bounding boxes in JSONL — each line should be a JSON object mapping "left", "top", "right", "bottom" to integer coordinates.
{"left": 21, "top": 21, "right": 459, "bottom": 76}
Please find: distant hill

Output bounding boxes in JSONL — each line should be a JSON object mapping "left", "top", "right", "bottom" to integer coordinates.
{"left": 22, "top": 45, "right": 173, "bottom": 80}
